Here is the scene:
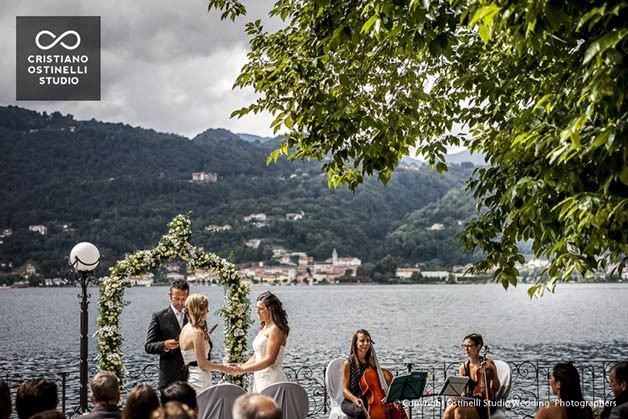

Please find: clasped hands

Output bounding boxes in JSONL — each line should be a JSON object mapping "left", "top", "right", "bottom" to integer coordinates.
{"left": 223, "top": 363, "right": 246, "bottom": 375}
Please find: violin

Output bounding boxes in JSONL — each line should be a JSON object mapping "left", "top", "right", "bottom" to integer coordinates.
{"left": 359, "top": 345, "right": 409, "bottom": 419}
{"left": 472, "top": 345, "right": 493, "bottom": 419}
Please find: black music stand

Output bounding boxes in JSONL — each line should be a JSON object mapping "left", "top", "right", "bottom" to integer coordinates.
{"left": 438, "top": 376, "right": 469, "bottom": 397}
{"left": 383, "top": 371, "right": 429, "bottom": 403}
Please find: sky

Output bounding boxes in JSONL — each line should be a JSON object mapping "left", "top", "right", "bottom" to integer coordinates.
{"left": 1, "top": 0, "right": 278, "bottom": 138}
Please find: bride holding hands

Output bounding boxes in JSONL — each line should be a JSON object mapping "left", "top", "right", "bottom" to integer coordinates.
{"left": 233, "top": 291, "right": 289, "bottom": 392}
{"left": 178, "top": 293, "right": 231, "bottom": 393}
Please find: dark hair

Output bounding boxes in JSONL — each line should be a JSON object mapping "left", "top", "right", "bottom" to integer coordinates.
{"left": 612, "top": 361, "right": 628, "bottom": 386}
{"left": 257, "top": 292, "right": 289, "bottom": 336}
{"left": 29, "top": 410, "right": 65, "bottom": 419}
{"left": 552, "top": 362, "right": 586, "bottom": 419}
{"left": 463, "top": 333, "right": 484, "bottom": 347}
{"left": 91, "top": 371, "right": 120, "bottom": 405}
{"left": 170, "top": 279, "right": 189, "bottom": 293}
{"left": 0, "top": 378, "right": 11, "bottom": 419}
{"left": 349, "top": 329, "right": 375, "bottom": 367}
{"left": 122, "top": 384, "right": 160, "bottom": 419}
{"left": 151, "top": 401, "right": 194, "bottom": 419}
{"left": 160, "top": 382, "right": 197, "bottom": 411}
{"left": 16, "top": 379, "right": 58, "bottom": 419}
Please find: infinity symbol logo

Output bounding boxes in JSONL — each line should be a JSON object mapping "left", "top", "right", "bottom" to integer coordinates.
{"left": 35, "top": 30, "right": 81, "bottom": 50}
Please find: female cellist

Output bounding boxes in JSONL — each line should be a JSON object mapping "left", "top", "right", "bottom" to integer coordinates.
{"left": 443, "top": 333, "right": 500, "bottom": 419}
{"left": 342, "top": 329, "right": 408, "bottom": 419}
{"left": 342, "top": 329, "right": 374, "bottom": 419}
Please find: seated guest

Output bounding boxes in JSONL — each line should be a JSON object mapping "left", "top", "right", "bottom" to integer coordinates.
{"left": 535, "top": 362, "right": 593, "bottom": 419}
{"left": 602, "top": 361, "right": 628, "bottom": 419}
{"left": 443, "top": 333, "right": 500, "bottom": 419}
{"left": 232, "top": 393, "right": 281, "bottom": 419}
{"left": 122, "top": 384, "right": 160, "bottom": 419}
{"left": 16, "top": 378, "right": 58, "bottom": 419}
{"left": 29, "top": 410, "right": 66, "bottom": 419}
{"left": 82, "top": 372, "right": 122, "bottom": 419}
{"left": 160, "top": 382, "right": 197, "bottom": 417}
{"left": 150, "top": 401, "right": 195, "bottom": 419}
{"left": 0, "top": 378, "right": 10, "bottom": 419}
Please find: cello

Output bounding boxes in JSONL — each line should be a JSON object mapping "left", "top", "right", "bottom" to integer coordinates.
{"left": 359, "top": 345, "right": 409, "bottom": 419}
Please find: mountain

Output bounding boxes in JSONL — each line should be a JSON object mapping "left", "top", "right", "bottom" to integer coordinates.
{"left": 237, "top": 133, "right": 276, "bottom": 143}
{"left": 446, "top": 149, "right": 487, "bottom": 166}
{"left": 0, "top": 105, "right": 481, "bottom": 279}
{"left": 401, "top": 149, "right": 487, "bottom": 168}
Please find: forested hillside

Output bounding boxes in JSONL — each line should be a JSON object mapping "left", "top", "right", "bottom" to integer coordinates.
{"left": 0, "top": 106, "right": 480, "bottom": 279}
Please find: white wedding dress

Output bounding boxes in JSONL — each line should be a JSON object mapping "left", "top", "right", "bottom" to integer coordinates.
{"left": 182, "top": 339, "right": 212, "bottom": 393}
{"left": 252, "top": 332, "right": 287, "bottom": 392}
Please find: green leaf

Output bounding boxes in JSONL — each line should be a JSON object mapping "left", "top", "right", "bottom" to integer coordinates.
{"left": 583, "top": 28, "right": 628, "bottom": 64}
{"left": 620, "top": 166, "right": 628, "bottom": 186}
{"left": 362, "top": 15, "right": 378, "bottom": 33}
{"left": 470, "top": 4, "right": 502, "bottom": 25}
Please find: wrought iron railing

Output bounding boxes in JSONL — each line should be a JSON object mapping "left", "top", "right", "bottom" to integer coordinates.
{"left": 2, "top": 360, "right": 618, "bottom": 418}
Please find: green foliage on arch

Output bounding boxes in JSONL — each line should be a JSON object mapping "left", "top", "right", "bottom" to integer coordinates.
{"left": 94, "top": 214, "right": 252, "bottom": 385}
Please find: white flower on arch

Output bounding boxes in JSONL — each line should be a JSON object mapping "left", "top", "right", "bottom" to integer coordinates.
{"left": 94, "top": 214, "right": 252, "bottom": 387}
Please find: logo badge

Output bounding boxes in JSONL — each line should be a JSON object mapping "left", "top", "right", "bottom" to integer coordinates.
{"left": 16, "top": 16, "right": 101, "bottom": 101}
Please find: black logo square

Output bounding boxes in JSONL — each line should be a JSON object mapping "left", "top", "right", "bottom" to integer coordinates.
{"left": 16, "top": 16, "right": 101, "bottom": 101}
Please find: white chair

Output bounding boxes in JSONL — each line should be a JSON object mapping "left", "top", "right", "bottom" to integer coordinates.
{"left": 492, "top": 360, "right": 512, "bottom": 419}
{"left": 196, "top": 382, "right": 246, "bottom": 419}
{"left": 261, "top": 381, "right": 309, "bottom": 419}
{"left": 325, "top": 358, "right": 349, "bottom": 419}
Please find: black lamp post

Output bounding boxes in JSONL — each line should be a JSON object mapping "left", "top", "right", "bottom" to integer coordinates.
{"left": 68, "top": 242, "right": 100, "bottom": 413}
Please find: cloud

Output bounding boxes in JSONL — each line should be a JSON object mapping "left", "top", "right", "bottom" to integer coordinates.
{"left": 0, "top": 0, "right": 276, "bottom": 137}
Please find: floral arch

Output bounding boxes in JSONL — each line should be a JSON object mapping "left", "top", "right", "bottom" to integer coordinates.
{"left": 94, "top": 214, "right": 252, "bottom": 385}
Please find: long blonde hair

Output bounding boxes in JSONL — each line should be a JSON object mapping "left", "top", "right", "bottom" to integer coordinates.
{"left": 184, "top": 293, "right": 208, "bottom": 330}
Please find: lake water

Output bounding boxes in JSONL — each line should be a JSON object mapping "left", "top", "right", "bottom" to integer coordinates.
{"left": 1, "top": 283, "right": 626, "bottom": 414}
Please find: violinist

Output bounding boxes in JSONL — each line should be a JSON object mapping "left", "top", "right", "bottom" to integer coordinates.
{"left": 443, "top": 333, "right": 500, "bottom": 419}
{"left": 341, "top": 329, "right": 375, "bottom": 419}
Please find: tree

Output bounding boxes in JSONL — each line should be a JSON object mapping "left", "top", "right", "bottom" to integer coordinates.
{"left": 208, "top": 0, "right": 627, "bottom": 296}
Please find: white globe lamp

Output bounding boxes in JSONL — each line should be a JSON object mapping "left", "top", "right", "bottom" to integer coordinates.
{"left": 69, "top": 242, "right": 100, "bottom": 272}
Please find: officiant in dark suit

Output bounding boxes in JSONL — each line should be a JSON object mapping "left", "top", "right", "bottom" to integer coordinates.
{"left": 145, "top": 279, "right": 190, "bottom": 389}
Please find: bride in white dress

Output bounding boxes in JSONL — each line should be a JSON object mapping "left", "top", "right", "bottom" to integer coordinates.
{"left": 178, "top": 294, "right": 230, "bottom": 393}
{"left": 236, "top": 291, "right": 289, "bottom": 392}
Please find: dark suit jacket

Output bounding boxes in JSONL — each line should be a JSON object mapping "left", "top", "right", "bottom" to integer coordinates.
{"left": 81, "top": 404, "right": 122, "bottom": 419}
{"left": 145, "top": 306, "right": 186, "bottom": 388}
{"left": 602, "top": 392, "right": 628, "bottom": 419}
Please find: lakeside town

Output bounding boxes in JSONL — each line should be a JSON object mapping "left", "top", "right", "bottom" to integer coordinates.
{"left": 2, "top": 199, "right": 626, "bottom": 288}
{"left": 3, "top": 243, "right": 625, "bottom": 288}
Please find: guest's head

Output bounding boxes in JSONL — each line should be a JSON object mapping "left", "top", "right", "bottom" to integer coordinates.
{"left": 90, "top": 371, "right": 120, "bottom": 406}
{"left": 350, "top": 329, "right": 373, "bottom": 364}
{"left": 256, "top": 291, "right": 289, "bottom": 336}
{"left": 184, "top": 294, "right": 208, "bottom": 329}
{"left": 160, "top": 382, "right": 197, "bottom": 414}
{"left": 232, "top": 393, "right": 281, "bottom": 419}
{"left": 151, "top": 401, "right": 195, "bottom": 419}
{"left": 609, "top": 361, "right": 628, "bottom": 398}
{"left": 169, "top": 279, "right": 189, "bottom": 313}
{"left": 16, "top": 378, "right": 58, "bottom": 419}
{"left": 122, "top": 383, "right": 160, "bottom": 419}
{"left": 0, "top": 378, "right": 11, "bottom": 419}
{"left": 548, "top": 362, "right": 589, "bottom": 419}
{"left": 29, "top": 410, "right": 65, "bottom": 419}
